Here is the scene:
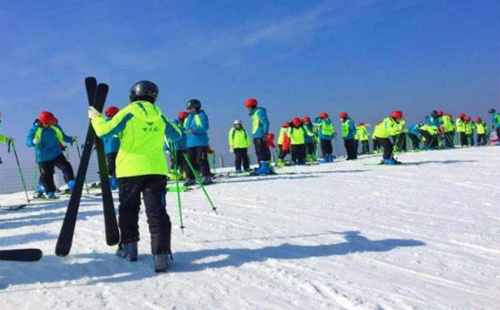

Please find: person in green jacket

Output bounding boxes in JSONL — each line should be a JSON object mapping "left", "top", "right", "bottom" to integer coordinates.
{"left": 464, "top": 116, "right": 474, "bottom": 146}
{"left": 0, "top": 110, "right": 14, "bottom": 165}
{"left": 289, "top": 117, "right": 312, "bottom": 165}
{"left": 372, "top": 121, "right": 383, "bottom": 153}
{"left": 356, "top": 122, "right": 370, "bottom": 155}
{"left": 88, "top": 80, "right": 182, "bottom": 272}
{"left": 373, "top": 111, "right": 402, "bottom": 165}
{"left": 228, "top": 119, "right": 251, "bottom": 173}
{"left": 474, "top": 117, "right": 487, "bottom": 146}
{"left": 455, "top": 113, "right": 468, "bottom": 147}
{"left": 440, "top": 111, "right": 455, "bottom": 148}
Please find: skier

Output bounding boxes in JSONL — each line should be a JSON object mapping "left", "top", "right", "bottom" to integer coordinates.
{"left": 26, "top": 111, "right": 76, "bottom": 198}
{"left": 228, "top": 119, "right": 251, "bottom": 173}
{"left": 372, "top": 121, "right": 383, "bottom": 153}
{"left": 475, "top": 117, "right": 487, "bottom": 146}
{"left": 407, "top": 123, "right": 422, "bottom": 150}
{"left": 103, "top": 106, "right": 120, "bottom": 190}
{"left": 245, "top": 98, "right": 271, "bottom": 175}
{"left": 488, "top": 108, "right": 500, "bottom": 142}
{"left": 373, "top": 111, "right": 402, "bottom": 165}
{"left": 313, "top": 112, "right": 335, "bottom": 163}
{"left": 440, "top": 112, "right": 455, "bottom": 148}
{"left": 421, "top": 110, "right": 441, "bottom": 149}
{"left": 455, "top": 113, "right": 468, "bottom": 147}
{"left": 88, "top": 80, "right": 182, "bottom": 272}
{"left": 183, "top": 99, "right": 212, "bottom": 185}
{"left": 0, "top": 110, "right": 14, "bottom": 165}
{"left": 356, "top": 122, "right": 370, "bottom": 155}
{"left": 276, "top": 122, "right": 291, "bottom": 168}
{"left": 168, "top": 111, "right": 188, "bottom": 181}
{"left": 339, "top": 112, "right": 357, "bottom": 160}
{"left": 289, "top": 117, "right": 310, "bottom": 165}
{"left": 302, "top": 117, "right": 316, "bottom": 162}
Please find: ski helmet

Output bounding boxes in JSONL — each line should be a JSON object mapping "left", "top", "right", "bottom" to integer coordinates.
{"left": 129, "top": 80, "right": 159, "bottom": 103}
{"left": 302, "top": 117, "right": 311, "bottom": 123}
{"left": 358, "top": 122, "right": 365, "bottom": 126}
{"left": 430, "top": 110, "right": 438, "bottom": 118}
{"left": 233, "top": 119, "right": 242, "bottom": 125}
{"left": 464, "top": 116, "right": 471, "bottom": 122}
{"left": 488, "top": 108, "right": 496, "bottom": 114}
{"left": 186, "top": 99, "right": 202, "bottom": 111}
{"left": 282, "top": 121, "right": 290, "bottom": 128}
{"left": 475, "top": 117, "right": 482, "bottom": 123}
{"left": 376, "top": 120, "right": 383, "bottom": 125}
{"left": 339, "top": 112, "right": 348, "bottom": 119}
{"left": 437, "top": 110, "right": 444, "bottom": 116}
{"left": 458, "top": 113, "right": 465, "bottom": 118}
{"left": 178, "top": 111, "right": 188, "bottom": 120}
{"left": 319, "top": 112, "right": 329, "bottom": 119}
{"left": 39, "top": 111, "right": 56, "bottom": 126}
{"left": 292, "top": 117, "right": 302, "bottom": 127}
{"left": 390, "top": 110, "right": 403, "bottom": 119}
{"left": 245, "top": 98, "right": 258, "bottom": 109}
{"left": 105, "top": 106, "right": 119, "bottom": 117}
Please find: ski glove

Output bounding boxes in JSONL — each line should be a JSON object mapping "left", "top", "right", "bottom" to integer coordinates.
{"left": 33, "top": 137, "right": 40, "bottom": 145}
{"left": 88, "top": 106, "right": 101, "bottom": 119}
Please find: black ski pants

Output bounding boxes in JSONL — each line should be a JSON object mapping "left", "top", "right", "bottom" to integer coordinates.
{"left": 408, "top": 134, "right": 420, "bottom": 149}
{"left": 477, "top": 134, "right": 487, "bottom": 146}
{"left": 320, "top": 139, "right": 333, "bottom": 157}
{"left": 444, "top": 132, "right": 455, "bottom": 148}
{"left": 254, "top": 138, "right": 271, "bottom": 162}
{"left": 278, "top": 145, "right": 290, "bottom": 160}
{"left": 118, "top": 175, "right": 171, "bottom": 255}
{"left": 291, "top": 144, "right": 306, "bottom": 164}
{"left": 458, "top": 132, "right": 468, "bottom": 146}
{"left": 360, "top": 140, "right": 370, "bottom": 154}
{"left": 39, "top": 154, "right": 74, "bottom": 193}
{"left": 467, "top": 134, "right": 474, "bottom": 146}
{"left": 373, "top": 138, "right": 381, "bottom": 152}
{"left": 185, "top": 147, "right": 210, "bottom": 179}
{"left": 344, "top": 139, "right": 357, "bottom": 160}
{"left": 378, "top": 138, "right": 394, "bottom": 160}
{"left": 234, "top": 148, "right": 250, "bottom": 171}
{"left": 305, "top": 142, "right": 316, "bottom": 156}
{"left": 106, "top": 152, "right": 118, "bottom": 177}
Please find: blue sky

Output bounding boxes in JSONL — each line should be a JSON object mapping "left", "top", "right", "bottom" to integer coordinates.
{"left": 0, "top": 0, "right": 499, "bottom": 166}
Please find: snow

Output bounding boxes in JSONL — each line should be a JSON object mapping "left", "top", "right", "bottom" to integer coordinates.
{"left": 1, "top": 147, "right": 499, "bottom": 310}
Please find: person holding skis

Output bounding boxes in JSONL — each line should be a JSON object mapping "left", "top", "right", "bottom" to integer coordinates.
{"left": 103, "top": 106, "right": 120, "bottom": 190}
{"left": 356, "top": 122, "right": 370, "bottom": 155}
{"left": 455, "top": 113, "right": 468, "bottom": 147}
{"left": 228, "top": 119, "right": 251, "bottom": 173}
{"left": 373, "top": 111, "right": 402, "bottom": 165}
{"left": 245, "top": 98, "right": 271, "bottom": 175}
{"left": 302, "top": 117, "right": 317, "bottom": 162}
{"left": 276, "top": 122, "right": 291, "bottom": 168}
{"left": 183, "top": 99, "right": 212, "bottom": 185}
{"left": 313, "top": 112, "right": 335, "bottom": 163}
{"left": 168, "top": 111, "right": 188, "bottom": 181}
{"left": 289, "top": 117, "right": 310, "bottom": 165}
{"left": 88, "top": 80, "right": 182, "bottom": 272}
{"left": 475, "top": 117, "right": 487, "bottom": 146}
{"left": 339, "top": 112, "right": 357, "bottom": 160}
{"left": 488, "top": 108, "right": 500, "bottom": 140}
{"left": 0, "top": 110, "right": 14, "bottom": 165}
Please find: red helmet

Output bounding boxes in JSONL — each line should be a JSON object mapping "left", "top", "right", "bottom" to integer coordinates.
{"left": 319, "top": 112, "right": 329, "bottom": 119}
{"left": 302, "top": 116, "right": 311, "bottom": 123}
{"left": 475, "top": 117, "right": 482, "bottom": 123}
{"left": 178, "top": 111, "right": 188, "bottom": 120}
{"left": 339, "top": 112, "right": 348, "bottom": 119}
{"left": 105, "top": 106, "right": 119, "bottom": 117}
{"left": 357, "top": 122, "right": 365, "bottom": 126}
{"left": 458, "top": 113, "right": 465, "bottom": 118}
{"left": 282, "top": 121, "right": 290, "bottom": 128}
{"left": 292, "top": 117, "right": 302, "bottom": 127}
{"left": 464, "top": 116, "right": 471, "bottom": 122}
{"left": 390, "top": 110, "right": 403, "bottom": 119}
{"left": 244, "top": 98, "right": 258, "bottom": 109}
{"left": 437, "top": 110, "right": 444, "bottom": 116}
{"left": 267, "top": 133, "right": 275, "bottom": 140}
{"left": 377, "top": 121, "right": 383, "bottom": 125}
{"left": 39, "top": 111, "right": 56, "bottom": 126}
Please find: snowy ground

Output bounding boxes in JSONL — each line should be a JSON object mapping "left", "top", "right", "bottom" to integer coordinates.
{"left": 1, "top": 147, "right": 499, "bottom": 310}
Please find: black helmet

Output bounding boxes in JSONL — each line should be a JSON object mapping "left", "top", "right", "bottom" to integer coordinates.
{"left": 430, "top": 110, "right": 438, "bottom": 118}
{"left": 488, "top": 108, "right": 496, "bottom": 114}
{"left": 129, "top": 80, "right": 159, "bottom": 103}
{"left": 186, "top": 99, "right": 202, "bottom": 111}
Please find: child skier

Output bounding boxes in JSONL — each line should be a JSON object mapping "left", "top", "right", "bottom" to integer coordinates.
{"left": 104, "top": 106, "right": 120, "bottom": 190}
{"left": 26, "top": 111, "right": 76, "bottom": 198}
{"left": 356, "top": 122, "right": 370, "bottom": 155}
{"left": 169, "top": 111, "right": 188, "bottom": 181}
{"left": 475, "top": 117, "right": 487, "bottom": 146}
{"left": 339, "top": 112, "right": 357, "bottom": 160}
{"left": 313, "top": 112, "right": 335, "bottom": 163}
{"left": 373, "top": 111, "right": 402, "bottom": 165}
{"left": 228, "top": 119, "right": 251, "bottom": 173}
{"left": 372, "top": 121, "right": 383, "bottom": 153}
{"left": 88, "top": 80, "right": 182, "bottom": 272}
{"left": 455, "top": 113, "right": 467, "bottom": 147}
{"left": 440, "top": 112, "right": 455, "bottom": 148}
{"left": 464, "top": 116, "right": 474, "bottom": 146}
{"left": 289, "top": 117, "right": 310, "bottom": 165}
{"left": 302, "top": 117, "right": 316, "bottom": 162}
{"left": 276, "top": 122, "right": 291, "bottom": 168}
{"left": 245, "top": 98, "right": 271, "bottom": 175}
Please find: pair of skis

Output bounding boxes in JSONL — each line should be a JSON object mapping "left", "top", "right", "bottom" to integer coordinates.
{"left": 55, "top": 77, "right": 119, "bottom": 257}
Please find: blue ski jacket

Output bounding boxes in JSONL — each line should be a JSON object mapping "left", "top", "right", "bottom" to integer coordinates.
{"left": 408, "top": 124, "right": 421, "bottom": 136}
{"left": 424, "top": 116, "right": 441, "bottom": 128}
{"left": 313, "top": 117, "right": 335, "bottom": 140}
{"left": 184, "top": 110, "right": 210, "bottom": 148}
{"left": 103, "top": 117, "right": 120, "bottom": 155}
{"left": 26, "top": 123, "right": 73, "bottom": 163}
{"left": 249, "top": 107, "right": 269, "bottom": 139}
{"left": 171, "top": 119, "right": 187, "bottom": 151}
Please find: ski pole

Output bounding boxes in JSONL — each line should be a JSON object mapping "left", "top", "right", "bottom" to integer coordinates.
{"left": 171, "top": 146, "right": 185, "bottom": 234}
{"left": 10, "top": 142, "right": 30, "bottom": 204}
{"left": 74, "top": 139, "right": 90, "bottom": 194}
{"left": 179, "top": 144, "right": 218, "bottom": 214}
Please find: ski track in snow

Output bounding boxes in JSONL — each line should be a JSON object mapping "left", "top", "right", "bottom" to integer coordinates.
{"left": 1, "top": 147, "right": 499, "bottom": 310}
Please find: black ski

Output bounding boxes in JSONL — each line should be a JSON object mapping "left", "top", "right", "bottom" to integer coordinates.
{"left": 55, "top": 78, "right": 108, "bottom": 257}
{"left": 0, "top": 204, "right": 27, "bottom": 211}
{"left": 0, "top": 249, "right": 43, "bottom": 262}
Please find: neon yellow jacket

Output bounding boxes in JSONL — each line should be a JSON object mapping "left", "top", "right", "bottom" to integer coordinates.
{"left": 289, "top": 126, "right": 313, "bottom": 145}
{"left": 465, "top": 122, "right": 474, "bottom": 135}
{"left": 475, "top": 122, "right": 486, "bottom": 134}
{"left": 228, "top": 127, "right": 251, "bottom": 149}
{"left": 277, "top": 127, "right": 289, "bottom": 145}
{"left": 455, "top": 118, "right": 466, "bottom": 133}
{"left": 374, "top": 117, "right": 398, "bottom": 139}
{"left": 441, "top": 115, "right": 454, "bottom": 132}
{"left": 91, "top": 101, "right": 181, "bottom": 178}
{"left": 356, "top": 125, "right": 370, "bottom": 141}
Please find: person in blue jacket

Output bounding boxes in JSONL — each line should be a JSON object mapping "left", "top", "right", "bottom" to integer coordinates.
{"left": 169, "top": 111, "right": 188, "bottom": 180}
{"left": 489, "top": 108, "right": 500, "bottom": 141}
{"left": 339, "top": 112, "right": 357, "bottom": 160}
{"left": 245, "top": 98, "right": 272, "bottom": 175}
{"left": 407, "top": 123, "right": 422, "bottom": 150}
{"left": 313, "top": 112, "right": 335, "bottom": 163}
{"left": 103, "top": 106, "right": 121, "bottom": 190}
{"left": 183, "top": 99, "right": 212, "bottom": 186}
{"left": 26, "top": 111, "right": 76, "bottom": 198}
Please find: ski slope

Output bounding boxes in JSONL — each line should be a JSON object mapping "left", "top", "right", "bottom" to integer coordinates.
{"left": 1, "top": 147, "right": 499, "bottom": 310}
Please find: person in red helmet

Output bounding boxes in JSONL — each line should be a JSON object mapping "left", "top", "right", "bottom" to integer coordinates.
{"left": 455, "top": 113, "right": 467, "bottom": 147}
{"left": 245, "top": 98, "right": 272, "bottom": 175}
{"left": 313, "top": 112, "right": 335, "bottom": 163}
{"left": 339, "top": 112, "right": 357, "bottom": 160}
{"left": 302, "top": 117, "right": 317, "bottom": 162}
{"left": 26, "top": 111, "right": 77, "bottom": 198}
{"left": 373, "top": 111, "right": 403, "bottom": 165}
{"left": 441, "top": 112, "right": 455, "bottom": 148}
{"left": 103, "top": 106, "right": 121, "bottom": 190}
{"left": 168, "top": 111, "right": 188, "bottom": 181}
{"left": 276, "top": 122, "right": 291, "bottom": 167}
{"left": 288, "top": 117, "right": 312, "bottom": 165}
{"left": 464, "top": 116, "right": 474, "bottom": 146}
{"left": 475, "top": 117, "right": 487, "bottom": 146}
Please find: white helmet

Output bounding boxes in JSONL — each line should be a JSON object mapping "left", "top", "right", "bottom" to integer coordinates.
{"left": 233, "top": 119, "right": 242, "bottom": 125}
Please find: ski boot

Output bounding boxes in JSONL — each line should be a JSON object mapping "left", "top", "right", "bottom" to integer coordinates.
{"left": 67, "top": 180, "right": 75, "bottom": 192}
{"left": 254, "top": 161, "right": 271, "bottom": 175}
{"left": 381, "top": 159, "right": 397, "bottom": 165}
{"left": 235, "top": 169, "right": 243, "bottom": 174}
{"left": 153, "top": 253, "right": 173, "bottom": 273}
{"left": 46, "top": 192, "right": 57, "bottom": 199}
{"left": 183, "top": 178, "right": 196, "bottom": 187}
{"left": 34, "top": 184, "right": 45, "bottom": 198}
{"left": 305, "top": 154, "right": 314, "bottom": 163}
{"left": 276, "top": 159, "right": 285, "bottom": 168}
{"left": 116, "top": 241, "right": 138, "bottom": 262}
